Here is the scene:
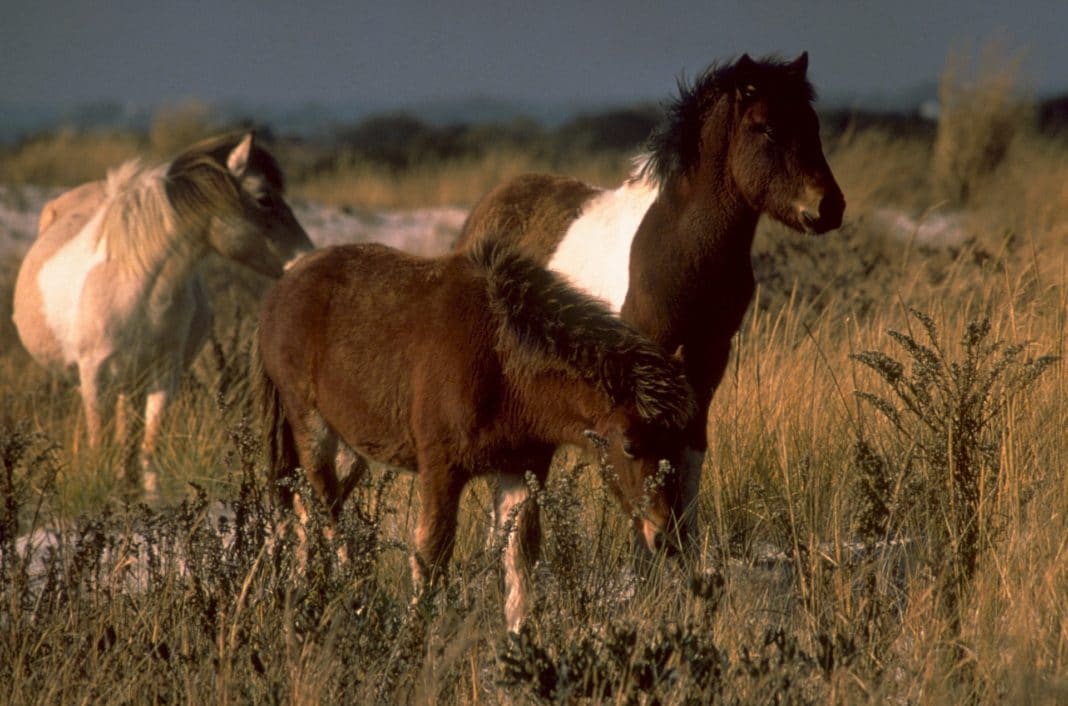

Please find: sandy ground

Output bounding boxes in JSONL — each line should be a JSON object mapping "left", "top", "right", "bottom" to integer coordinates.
{"left": 0, "top": 184, "right": 467, "bottom": 260}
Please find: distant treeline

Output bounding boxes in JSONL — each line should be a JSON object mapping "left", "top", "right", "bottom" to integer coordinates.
{"left": 295, "top": 93, "right": 1068, "bottom": 174}
{"left": 318, "top": 105, "right": 664, "bottom": 171}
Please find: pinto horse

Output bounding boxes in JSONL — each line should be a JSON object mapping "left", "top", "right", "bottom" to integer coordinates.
{"left": 455, "top": 53, "right": 845, "bottom": 542}
{"left": 254, "top": 241, "right": 695, "bottom": 629}
{"left": 13, "top": 132, "right": 313, "bottom": 493}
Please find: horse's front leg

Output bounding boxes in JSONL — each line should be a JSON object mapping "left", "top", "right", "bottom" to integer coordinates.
{"left": 493, "top": 470, "right": 543, "bottom": 632}
{"left": 77, "top": 357, "right": 108, "bottom": 450}
{"left": 675, "top": 338, "right": 731, "bottom": 550}
{"left": 138, "top": 360, "right": 180, "bottom": 498}
{"left": 410, "top": 466, "right": 463, "bottom": 603}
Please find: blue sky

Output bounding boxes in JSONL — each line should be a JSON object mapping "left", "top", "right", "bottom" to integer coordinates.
{"left": 3, "top": 1, "right": 1066, "bottom": 109}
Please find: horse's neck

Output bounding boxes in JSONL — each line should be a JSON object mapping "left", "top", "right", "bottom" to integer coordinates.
{"left": 624, "top": 174, "right": 757, "bottom": 347}
{"left": 514, "top": 369, "right": 606, "bottom": 444}
{"left": 148, "top": 229, "right": 208, "bottom": 298}
{"left": 104, "top": 180, "right": 211, "bottom": 312}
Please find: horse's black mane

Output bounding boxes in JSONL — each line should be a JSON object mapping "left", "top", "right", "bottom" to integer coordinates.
{"left": 470, "top": 241, "right": 695, "bottom": 430}
{"left": 642, "top": 54, "right": 816, "bottom": 187}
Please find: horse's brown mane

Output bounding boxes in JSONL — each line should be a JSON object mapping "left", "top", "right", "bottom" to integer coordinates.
{"left": 642, "top": 54, "right": 816, "bottom": 187}
{"left": 471, "top": 241, "right": 695, "bottom": 430}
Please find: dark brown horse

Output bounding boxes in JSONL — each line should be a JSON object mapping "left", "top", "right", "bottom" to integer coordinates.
{"left": 254, "top": 241, "right": 695, "bottom": 629}
{"left": 455, "top": 53, "right": 845, "bottom": 542}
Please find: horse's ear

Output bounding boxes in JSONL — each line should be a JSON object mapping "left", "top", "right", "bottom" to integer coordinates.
{"left": 227, "top": 133, "right": 255, "bottom": 176}
{"left": 735, "top": 54, "right": 759, "bottom": 100}
{"left": 789, "top": 51, "right": 809, "bottom": 76}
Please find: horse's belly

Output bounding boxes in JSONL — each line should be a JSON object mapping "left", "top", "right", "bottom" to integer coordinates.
{"left": 15, "top": 209, "right": 108, "bottom": 369}
{"left": 345, "top": 439, "right": 417, "bottom": 473}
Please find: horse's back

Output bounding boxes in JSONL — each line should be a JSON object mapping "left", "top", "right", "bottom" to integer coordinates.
{"left": 258, "top": 244, "right": 496, "bottom": 469}
{"left": 456, "top": 173, "right": 600, "bottom": 262}
{"left": 37, "top": 181, "right": 105, "bottom": 235}
{"left": 14, "top": 180, "right": 108, "bottom": 369}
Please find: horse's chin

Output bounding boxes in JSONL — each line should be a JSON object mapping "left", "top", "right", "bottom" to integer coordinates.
{"left": 777, "top": 210, "right": 838, "bottom": 236}
{"left": 641, "top": 518, "right": 676, "bottom": 555}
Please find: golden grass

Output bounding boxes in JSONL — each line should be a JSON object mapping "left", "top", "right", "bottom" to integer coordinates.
{"left": 0, "top": 129, "right": 143, "bottom": 186}
{"left": 291, "top": 149, "right": 634, "bottom": 210}
{"left": 1, "top": 108, "right": 1066, "bottom": 702}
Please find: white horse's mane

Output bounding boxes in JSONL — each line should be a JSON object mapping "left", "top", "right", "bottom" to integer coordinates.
{"left": 97, "top": 159, "right": 182, "bottom": 273}
{"left": 97, "top": 154, "right": 240, "bottom": 274}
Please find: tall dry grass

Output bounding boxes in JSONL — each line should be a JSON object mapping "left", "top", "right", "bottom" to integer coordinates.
{"left": 932, "top": 44, "right": 1033, "bottom": 205}
{"left": 1, "top": 70, "right": 1066, "bottom": 703}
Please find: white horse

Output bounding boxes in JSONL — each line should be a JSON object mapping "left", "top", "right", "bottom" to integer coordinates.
{"left": 13, "top": 132, "right": 314, "bottom": 493}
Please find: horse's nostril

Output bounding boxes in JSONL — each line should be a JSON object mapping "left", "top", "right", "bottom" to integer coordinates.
{"left": 801, "top": 210, "right": 818, "bottom": 228}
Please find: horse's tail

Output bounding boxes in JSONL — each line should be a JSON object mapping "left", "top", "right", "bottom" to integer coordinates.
{"left": 250, "top": 331, "right": 299, "bottom": 508}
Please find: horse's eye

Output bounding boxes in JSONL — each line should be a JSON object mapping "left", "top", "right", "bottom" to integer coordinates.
{"left": 622, "top": 440, "right": 637, "bottom": 459}
{"left": 762, "top": 126, "right": 776, "bottom": 142}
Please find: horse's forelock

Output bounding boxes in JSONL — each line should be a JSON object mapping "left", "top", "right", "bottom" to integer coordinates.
{"left": 171, "top": 131, "right": 286, "bottom": 192}
{"left": 473, "top": 241, "right": 694, "bottom": 430}
{"left": 642, "top": 54, "right": 816, "bottom": 187}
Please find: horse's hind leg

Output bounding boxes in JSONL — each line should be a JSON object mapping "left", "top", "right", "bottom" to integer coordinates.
{"left": 493, "top": 463, "right": 548, "bottom": 632}
{"left": 293, "top": 413, "right": 345, "bottom": 518}
{"left": 335, "top": 442, "right": 369, "bottom": 509}
{"left": 287, "top": 411, "right": 349, "bottom": 563}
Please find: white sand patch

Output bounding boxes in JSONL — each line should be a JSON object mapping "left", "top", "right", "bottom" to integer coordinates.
{"left": 872, "top": 207, "right": 968, "bottom": 246}
{"left": 0, "top": 184, "right": 56, "bottom": 258}
{"left": 291, "top": 201, "right": 468, "bottom": 256}
{"left": 0, "top": 186, "right": 468, "bottom": 261}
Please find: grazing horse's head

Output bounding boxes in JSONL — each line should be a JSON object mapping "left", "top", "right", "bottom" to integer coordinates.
{"left": 587, "top": 412, "right": 691, "bottom": 554}
{"left": 646, "top": 52, "right": 845, "bottom": 234}
{"left": 168, "top": 132, "right": 313, "bottom": 278}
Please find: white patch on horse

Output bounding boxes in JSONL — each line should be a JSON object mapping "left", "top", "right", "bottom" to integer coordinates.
{"left": 36, "top": 206, "right": 108, "bottom": 366}
{"left": 547, "top": 174, "right": 658, "bottom": 313}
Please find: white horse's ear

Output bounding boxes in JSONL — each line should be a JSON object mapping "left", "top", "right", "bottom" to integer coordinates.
{"left": 227, "top": 133, "right": 254, "bottom": 176}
